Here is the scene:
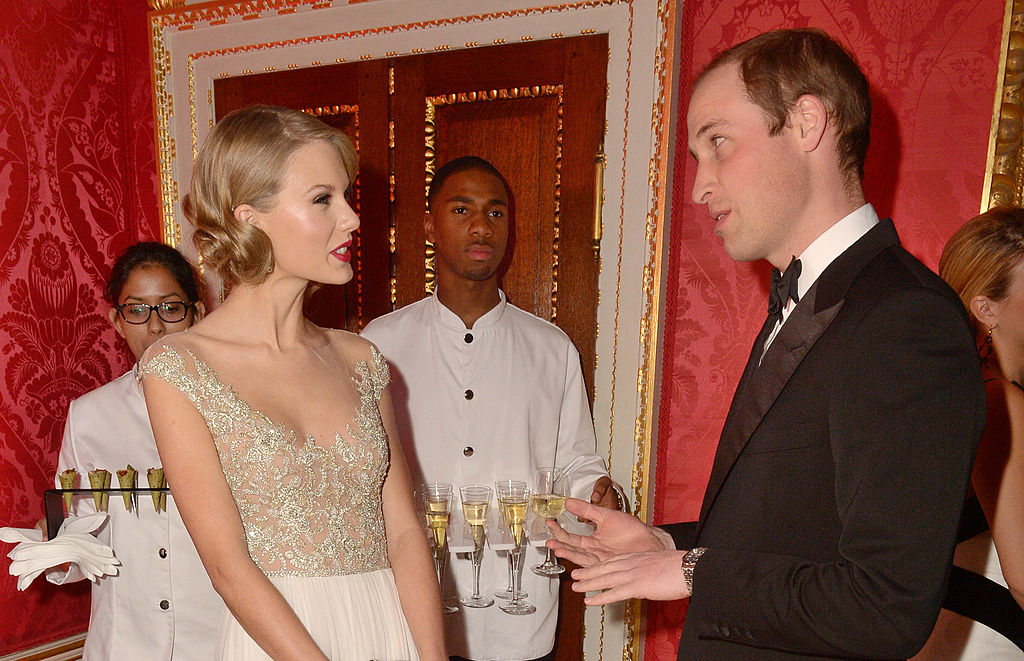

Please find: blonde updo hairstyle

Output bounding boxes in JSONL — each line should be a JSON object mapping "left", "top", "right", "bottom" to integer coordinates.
{"left": 185, "top": 105, "right": 357, "bottom": 287}
{"left": 939, "top": 206, "right": 1024, "bottom": 335}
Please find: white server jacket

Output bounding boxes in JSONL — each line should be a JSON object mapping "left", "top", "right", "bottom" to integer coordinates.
{"left": 48, "top": 369, "right": 221, "bottom": 660}
{"left": 363, "top": 291, "right": 608, "bottom": 660}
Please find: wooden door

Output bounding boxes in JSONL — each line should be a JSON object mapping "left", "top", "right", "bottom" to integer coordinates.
{"left": 213, "top": 36, "right": 608, "bottom": 661}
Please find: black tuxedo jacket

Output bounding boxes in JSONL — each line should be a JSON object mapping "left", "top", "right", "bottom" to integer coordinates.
{"left": 664, "top": 220, "right": 986, "bottom": 660}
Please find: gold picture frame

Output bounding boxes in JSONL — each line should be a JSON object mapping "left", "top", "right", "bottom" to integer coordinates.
{"left": 982, "top": 0, "right": 1021, "bottom": 210}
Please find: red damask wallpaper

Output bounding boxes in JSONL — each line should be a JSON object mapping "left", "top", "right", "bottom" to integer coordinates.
{"left": 0, "top": 0, "right": 158, "bottom": 653}
{"left": 651, "top": 0, "right": 1005, "bottom": 657}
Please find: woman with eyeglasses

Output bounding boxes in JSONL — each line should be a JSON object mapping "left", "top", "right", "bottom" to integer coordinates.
{"left": 48, "top": 241, "right": 222, "bottom": 660}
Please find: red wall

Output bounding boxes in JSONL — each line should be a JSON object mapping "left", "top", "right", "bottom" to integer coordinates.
{"left": 650, "top": 0, "right": 1005, "bottom": 657}
{"left": 0, "top": 0, "right": 159, "bottom": 653}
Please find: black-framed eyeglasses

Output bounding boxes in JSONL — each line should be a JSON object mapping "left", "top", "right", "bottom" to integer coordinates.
{"left": 116, "top": 301, "right": 193, "bottom": 325}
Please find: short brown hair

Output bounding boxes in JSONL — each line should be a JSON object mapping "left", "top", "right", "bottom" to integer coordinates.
{"left": 697, "top": 28, "right": 870, "bottom": 181}
{"left": 940, "top": 206, "right": 1024, "bottom": 333}
{"left": 185, "top": 105, "right": 357, "bottom": 286}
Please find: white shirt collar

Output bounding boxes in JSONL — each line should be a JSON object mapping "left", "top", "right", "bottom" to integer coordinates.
{"left": 430, "top": 288, "right": 507, "bottom": 330}
{"left": 793, "top": 203, "right": 879, "bottom": 302}
{"left": 763, "top": 204, "right": 879, "bottom": 359}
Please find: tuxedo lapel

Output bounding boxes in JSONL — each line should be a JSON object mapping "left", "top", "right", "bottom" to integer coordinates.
{"left": 697, "top": 283, "right": 841, "bottom": 526}
{"left": 696, "top": 219, "right": 902, "bottom": 530}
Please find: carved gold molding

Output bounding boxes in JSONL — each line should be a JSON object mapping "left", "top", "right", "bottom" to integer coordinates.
{"left": 423, "top": 85, "right": 565, "bottom": 318}
{"left": 0, "top": 633, "right": 85, "bottom": 661}
{"left": 982, "top": 0, "right": 1021, "bottom": 210}
{"left": 147, "top": 0, "right": 184, "bottom": 10}
{"left": 149, "top": 12, "right": 179, "bottom": 249}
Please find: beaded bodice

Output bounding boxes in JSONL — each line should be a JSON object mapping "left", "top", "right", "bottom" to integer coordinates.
{"left": 140, "top": 343, "right": 391, "bottom": 577}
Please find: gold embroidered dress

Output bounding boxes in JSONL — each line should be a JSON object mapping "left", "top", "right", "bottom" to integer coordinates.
{"left": 141, "top": 340, "right": 417, "bottom": 661}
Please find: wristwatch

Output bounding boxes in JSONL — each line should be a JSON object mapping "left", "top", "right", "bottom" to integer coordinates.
{"left": 681, "top": 547, "right": 707, "bottom": 594}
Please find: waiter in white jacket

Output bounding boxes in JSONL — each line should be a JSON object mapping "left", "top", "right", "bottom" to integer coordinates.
{"left": 362, "top": 156, "right": 621, "bottom": 661}
{"left": 46, "top": 242, "right": 221, "bottom": 660}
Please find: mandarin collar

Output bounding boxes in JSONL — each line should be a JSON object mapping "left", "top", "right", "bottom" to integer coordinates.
{"left": 430, "top": 289, "right": 507, "bottom": 331}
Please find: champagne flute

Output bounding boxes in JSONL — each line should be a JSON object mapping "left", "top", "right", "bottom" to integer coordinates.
{"left": 498, "top": 483, "right": 536, "bottom": 615}
{"left": 494, "top": 480, "right": 528, "bottom": 600}
{"left": 531, "top": 467, "right": 566, "bottom": 576}
{"left": 422, "top": 482, "right": 458, "bottom": 614}
{"left": 459, "top": 485, "right": 494, "bottom": 608}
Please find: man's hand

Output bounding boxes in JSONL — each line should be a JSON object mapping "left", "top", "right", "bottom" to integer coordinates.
{"left": 567, "top": 549, "right": 691, "bottom": 605}
{"left": 545, "top": 497, "right": 671, "bottom": 567}
{"left": 589, "top": 476, "right": 622, "bottom": 510}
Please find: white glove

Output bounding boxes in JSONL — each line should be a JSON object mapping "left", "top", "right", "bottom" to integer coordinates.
{"left": 0, "top": 513, "right": 120, "bottom": 590}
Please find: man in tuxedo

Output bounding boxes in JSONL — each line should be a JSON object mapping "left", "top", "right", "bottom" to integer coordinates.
{"left": 547, "top": 28, "right": 986, "bottom": 659}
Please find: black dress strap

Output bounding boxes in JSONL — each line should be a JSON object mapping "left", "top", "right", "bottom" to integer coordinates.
{"left": 956, "top": 494, "right": 989, "bottom": 543}
{"left": 943, "top": 494, "right": 1024, "bottom": 649}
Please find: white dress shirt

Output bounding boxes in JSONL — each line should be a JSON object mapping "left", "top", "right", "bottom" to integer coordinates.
{"left": 763, "top": 203, "right": 879, "bottom": 354}
{"left": 48, "top": 369, "right": 221, "bottom": 660}
{"left": 362, "top": 291, "right": 609, "bottom": 661}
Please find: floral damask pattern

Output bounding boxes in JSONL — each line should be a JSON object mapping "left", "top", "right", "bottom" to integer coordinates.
{"left": 652, "top": 0, "right": 1004, "bottom": 657}
{"left": 0, "top": 0, "right": 158, "bottom": 653}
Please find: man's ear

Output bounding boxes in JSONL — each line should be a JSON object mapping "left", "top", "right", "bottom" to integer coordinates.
{"left": 970, "top": 294, "right": 999, "bottom": 331}
{"left": 424, "top": 211, "right": 436, "bottom": 243}
{"left": 233, "top": 203, "right": 259, "bottom": 229}
{"left": 791, "top": 94, "right": 827, "bottom": 152}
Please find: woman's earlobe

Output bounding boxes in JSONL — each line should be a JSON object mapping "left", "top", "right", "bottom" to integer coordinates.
{"left": 970, "top": 295, "right": 997, "bottom": 328}
{"left": 233, "top": 204, "right": 258, "bottom": 228}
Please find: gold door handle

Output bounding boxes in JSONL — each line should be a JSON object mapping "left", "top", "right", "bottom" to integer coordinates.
{"left": 593, "top": 145, "right": 605, "bottom": 258}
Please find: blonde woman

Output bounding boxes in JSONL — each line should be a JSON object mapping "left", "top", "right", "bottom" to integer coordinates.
{"left": 915, "top": 206, "right": 1024, "bottom": 659}
{"left": 140, "top": 105, "right": 444, "bottom": 660}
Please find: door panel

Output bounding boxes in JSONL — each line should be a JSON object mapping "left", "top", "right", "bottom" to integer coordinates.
{"left": 428, "top": 93, "right": 559, "bottom": 320}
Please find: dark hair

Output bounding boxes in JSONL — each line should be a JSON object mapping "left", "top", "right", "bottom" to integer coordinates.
{"left": 697, "top": 28, "right": 871, "bottom": 181}
{"left": 427, "top": 156, "right": 507, "bottom": 211}
{"left": 940, "top": 206, "right": 1024, "bottom": 334}
{"left": 104, "top": 242, "right": 201, "bottom": 306}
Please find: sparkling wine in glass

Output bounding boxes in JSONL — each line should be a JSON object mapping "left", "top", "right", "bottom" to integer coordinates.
{"left": 531, "top": 467, "right": 566, "bottom": 576}
{"left": 422, "top": 482, "right": 458, "bottom": 614}
{"left": 494, "top": 480, "right": 528, "bottom": 600}
{"left": 460, "top": 485, "right": 494, "bottom": 608}
{"left": 498, "top": 483, "right": 536, "bottom": 615}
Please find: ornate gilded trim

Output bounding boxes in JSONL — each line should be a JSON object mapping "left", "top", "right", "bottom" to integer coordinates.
{"left": 154, "top": 0, "right": 623, "bottom": 30}
{"left": 422, "top": 86, "right": 564, "bottom": 314}
{"left": 149, "top": 10, "right": 179, "bottom": 249}
{"left": 982, "top": 0, "right": 1020, "bottom": 210}
{"left": 625, "top": 0, "right": 677, "bottom": 658}
{"left": 0, "top": 632, "right": 85, "bottom": 661}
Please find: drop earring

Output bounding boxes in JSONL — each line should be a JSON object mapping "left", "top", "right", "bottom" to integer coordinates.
{"left": 980, "top": 326, "right": 994, "bottom": 366}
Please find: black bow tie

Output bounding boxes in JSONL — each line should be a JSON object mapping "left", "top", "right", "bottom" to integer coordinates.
{"left": 767, "top": 257, "right": 801, "bottom": 323}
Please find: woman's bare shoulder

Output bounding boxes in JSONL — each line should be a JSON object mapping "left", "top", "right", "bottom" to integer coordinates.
{"left": 320, "top": 327, "right": 376, "bottom": 362}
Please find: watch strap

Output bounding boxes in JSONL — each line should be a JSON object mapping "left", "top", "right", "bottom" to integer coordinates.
{"left": 681, "top": 546, "right": 708, "bottom": 594}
